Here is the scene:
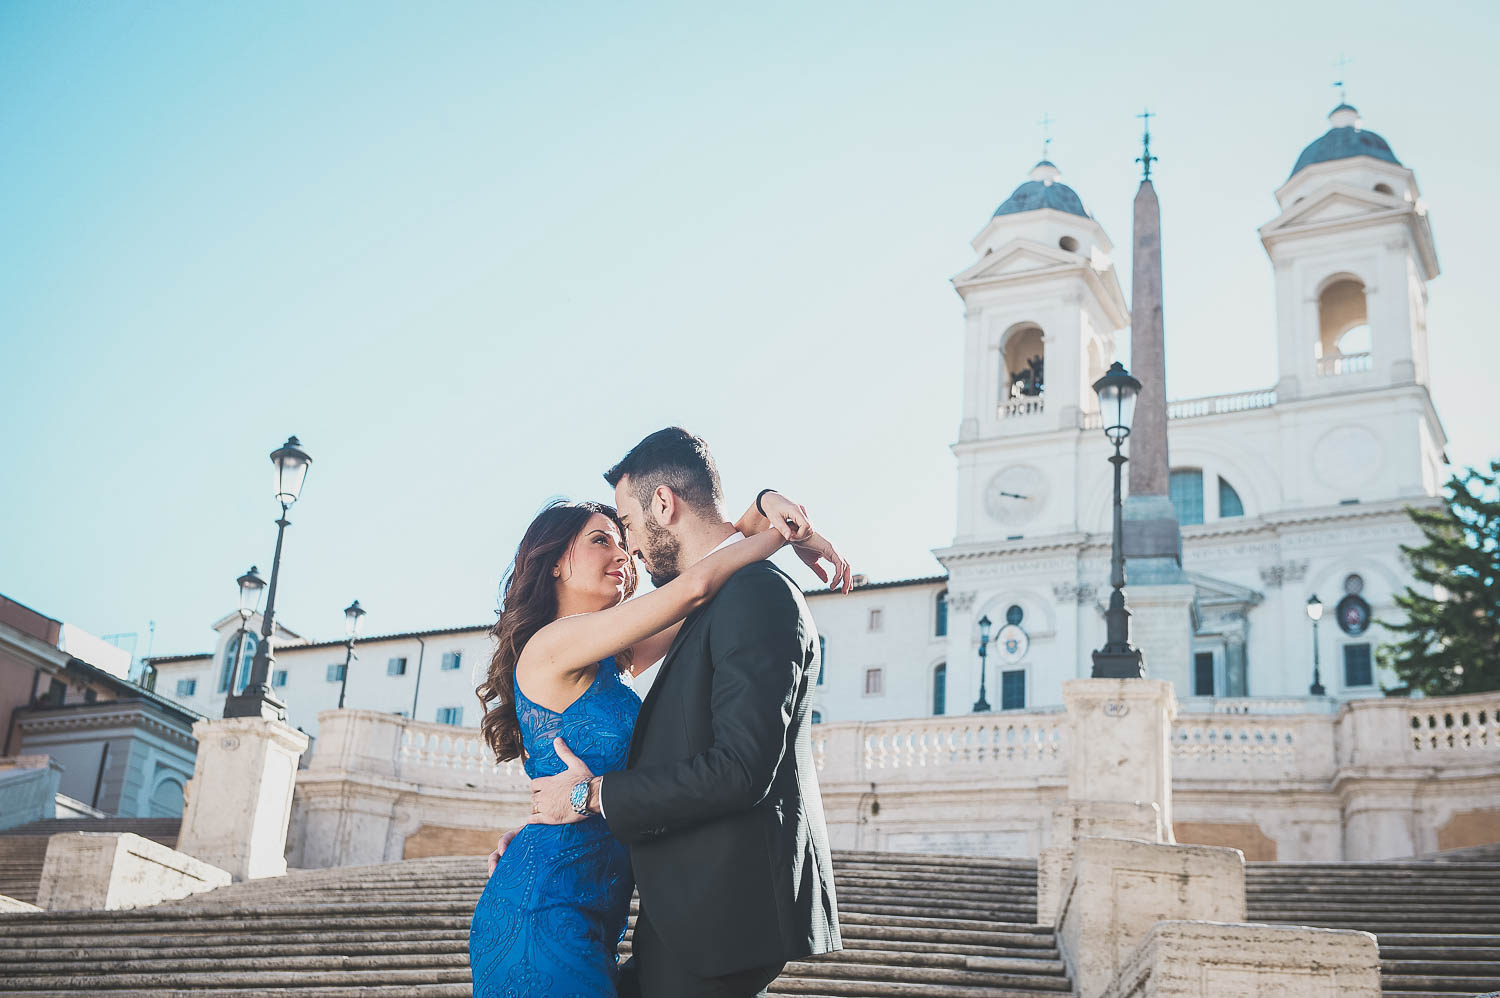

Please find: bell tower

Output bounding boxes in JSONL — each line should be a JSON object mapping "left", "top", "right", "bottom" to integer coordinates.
{"left": 1259, "top": 103, "right": 1440, "bottom": 402}
{"left": 950, "top": 160, "right": 1129, "bottom": 543}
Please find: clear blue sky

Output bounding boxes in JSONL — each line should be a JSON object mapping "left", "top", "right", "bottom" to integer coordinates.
{"left": 3, "top": 1, "right": 1496, "bottom": 661}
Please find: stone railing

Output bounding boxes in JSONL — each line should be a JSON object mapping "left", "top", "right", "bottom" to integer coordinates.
{"left": 812, "top": 713, "right": 1067, "bottom": 785}
{"left": 1407, "top": 697, "right": 1498, "bottom": 753}
{"left": 1317, "top": 351, "right": 1373, "bottom": 377}
{"left": 310, "top": 709, "right": 527, "bottom": 793}
{"left": 1176, "top": 696, "right": 1337, "bottom": 716}
{"left": 398, "top": 722, "right": 526, "bottom": 787}
{"left": 998, "top": 396, "right": 1045, "bottom": 420}
{"left": 309, "top": 692, "right": 1500, "bottom": 798}
{"left": 1078, "top": 389, "right": 1278, "bottom": 433}
{"left": 1166, "top": 388, "right": 1278, "bottom": 420}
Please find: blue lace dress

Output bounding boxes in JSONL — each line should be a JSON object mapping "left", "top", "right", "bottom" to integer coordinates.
{"left": 469, "top": 657, "right": 641, "bottom": 997}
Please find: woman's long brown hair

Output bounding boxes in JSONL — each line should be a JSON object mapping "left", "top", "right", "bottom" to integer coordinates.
{"left": 476, "top": 500, "right": 635, "bottom": 763}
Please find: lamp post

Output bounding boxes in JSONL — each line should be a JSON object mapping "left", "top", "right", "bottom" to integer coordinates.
{"left": 227, "top": 566, "right": 266, "bottom": 695}
{"left": 336, "top": 600, "right": 366, "bottom": 710}
{"left": 1305, "top": 594, "right": 1326, "bottom": 696}
{"left": 224, "top": 436, "right": 312, "bottom": 721}
{"left": 972, "top": 614, "right": 993, "bottom": 712}
{"left": 1090, "top": 361, "right": 1146, "bottom": 679}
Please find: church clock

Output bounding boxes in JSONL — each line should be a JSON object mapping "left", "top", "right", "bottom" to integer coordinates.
{"left": 984, "top": 466, "right": 1047, "bottom": 525}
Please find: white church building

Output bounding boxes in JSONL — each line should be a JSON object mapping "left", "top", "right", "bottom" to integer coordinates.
{"left": 147, "top": 102, "right": 1446, "bottom": 741}
{"left": 806, "top": 101, "right": 1445, "bottom": 725}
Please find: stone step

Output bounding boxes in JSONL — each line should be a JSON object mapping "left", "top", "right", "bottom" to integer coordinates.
{"left": 1380, "top": 976, "right": 1500, "bottom": 992}
{"left": 1383, "top": 960, "right": 1500, "bottom": 975}
{"left": 770, "top": 979, "right": 1068, "bottom": 997}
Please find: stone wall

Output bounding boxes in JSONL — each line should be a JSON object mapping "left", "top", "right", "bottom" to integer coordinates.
{"left": 286, "top": 691, "right": 1500, "bottom": 869}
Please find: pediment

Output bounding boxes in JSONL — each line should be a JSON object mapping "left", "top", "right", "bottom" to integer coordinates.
{"left": 954, "top": 240, "right": 1077, "bottom": 286}
{"left": 1187, "top": 571, "right": 1264, "bottom": 608}
{"left": 1265, "top": 185, "right": 1401, "bottom": 233}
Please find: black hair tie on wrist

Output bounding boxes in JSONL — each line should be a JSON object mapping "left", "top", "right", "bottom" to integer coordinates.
{"left": 755, "top": 488, "right": 777, "bottom": 517}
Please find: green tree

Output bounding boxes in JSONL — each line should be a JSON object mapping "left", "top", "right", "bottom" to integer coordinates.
{"left": 1379, "top": 460, "right": 1500, "bottom": 695}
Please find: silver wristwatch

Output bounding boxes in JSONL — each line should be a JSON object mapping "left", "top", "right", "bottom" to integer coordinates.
{"left": 570, "top": 778, "right": 591, "bottom": 816}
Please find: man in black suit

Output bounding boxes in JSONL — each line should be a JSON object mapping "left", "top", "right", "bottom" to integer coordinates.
{"left": 529, "top": 427, "right": 841, "bottom": 997}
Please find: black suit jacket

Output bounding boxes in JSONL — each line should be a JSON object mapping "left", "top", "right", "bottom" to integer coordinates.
{"left": 601, "top": 560, "right": 841, "bottom": 977}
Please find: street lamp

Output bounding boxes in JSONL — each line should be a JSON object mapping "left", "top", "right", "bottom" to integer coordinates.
{"left": 972, "top": 614, "right": 993, "bottom": 712}
{"left": 227, "top": 566, "right": 266, "bottom": 694}
{"left": 1090, "top": 362, "right": 1146, "bottom": 679}
{"left": 336, "top": 600, "right": 366, "bottom": 710}
{"left": 1305, "top": 594, "right": 1326, "bottom": 696}
{"left": 225, "top": 436, "right": 313, "bottom": 721}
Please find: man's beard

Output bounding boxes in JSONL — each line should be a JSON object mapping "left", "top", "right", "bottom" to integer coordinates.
{"left": 640, "top": 519, "right": 682, "bottom": 588}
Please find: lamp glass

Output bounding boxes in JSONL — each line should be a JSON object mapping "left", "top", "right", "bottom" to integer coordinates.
{"left": 237, "top": 567, "right": 265, "bottom": 616}
{"left": 1092, "top": 362, "right": 1140, "bottom": 446}
{"left": 978, "top": 614, "right": 992, "bottom": 643}
{"left": 271, "top": 437, "right": 312, "bottom": 505}
{"left": 1305, "top": 594, "right": 1324, "bottom": 622}
{"left": 344, "top": 600, "right": 366, "bottom": 638}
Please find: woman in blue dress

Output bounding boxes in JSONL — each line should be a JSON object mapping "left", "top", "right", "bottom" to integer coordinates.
{"left": 468, "top": 492, "right": 839, "bottom": 997}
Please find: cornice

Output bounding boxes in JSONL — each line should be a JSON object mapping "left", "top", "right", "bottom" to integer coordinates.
{"left": 17, "top": 703, "right": 196, "bottom": 750}
{"left": 935, "top": 532, "right": 1090, "bottom": 563}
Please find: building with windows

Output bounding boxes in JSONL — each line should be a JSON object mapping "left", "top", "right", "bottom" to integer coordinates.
{"left": 145, "top": 610, "right": 493, "bottom": 741}
{"left": 807, "top": 102, "right": 1444, "bottom": 724}
{"left": 1, "top": 593, "right": 199, "bottom": 822}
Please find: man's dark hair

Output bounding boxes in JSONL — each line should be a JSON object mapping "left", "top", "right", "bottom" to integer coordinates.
{"left": 604, "top": 427, "right": 724, "bottom": 518}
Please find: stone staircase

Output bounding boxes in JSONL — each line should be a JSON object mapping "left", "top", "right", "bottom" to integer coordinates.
{"left": 2, "top": 849, "right": 1498, "bottom": 996}
{"left": 0, "top": 819, "right": 182, "bottom": 907}
{"left": 0, "top": 850, "right": 1070, "bottom": 997}
{"left": 1247, "top": 860, "right": 1500, "bottom": 997}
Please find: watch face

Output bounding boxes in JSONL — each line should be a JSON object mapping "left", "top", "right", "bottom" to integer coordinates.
{"left": 984, "top": 466, "right": 1047, "bottom": 525}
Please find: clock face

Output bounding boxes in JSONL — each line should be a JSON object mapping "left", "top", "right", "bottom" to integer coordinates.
{"left": 984, "top": 466, "right": 1047, "bottom": 525}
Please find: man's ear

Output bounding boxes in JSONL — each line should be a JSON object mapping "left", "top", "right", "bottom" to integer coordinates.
{"left": 651, "top": 485, "right": 679, "bottom": 525}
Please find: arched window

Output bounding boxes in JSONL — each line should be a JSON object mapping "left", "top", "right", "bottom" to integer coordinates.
{"left": 932, "top": 663, "right": 947, "bottom": 716}
{"left": 811, "top": 710, "right": 823, "bottom": 725}
{"left": 219, "top": 631, "right": 258, "bottom": 694}
{"left": 1169, "top": 469, "right": 1205, "bottom": 526}
{"left": 1218, "top": 477, "right": 1244, "bottom": 518}
{"left": 1000, "top": 326, "right": 1045, "bottom": 402}
{"left": 934, "top": 590, "right": 948, "bottom": 637}
{"left": 148, "top": 778, "right": 185, "bottom": 818}
{"left": 1317, "top": 278, "right": 1371, "bottom": 375}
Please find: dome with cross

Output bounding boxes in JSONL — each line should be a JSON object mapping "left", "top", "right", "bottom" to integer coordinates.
{"left": 993, "top": 161, "right": 1089, "bottom": 219}
{"left": 1289, "top": 104, "right": 1401, "bottom": 179}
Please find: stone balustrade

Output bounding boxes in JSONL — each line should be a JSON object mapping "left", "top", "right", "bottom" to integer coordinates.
{"left": 813, "top": 713, "right": 1067, "bottom": 783}
{"left": 292, "top": 692, "right": 1500, "bottom": 866}
{"left": 1316, "top": 350, "right": 1373, "bottom": 377}
{"left": 1165, "top": 387, "right": 1278, "bottom": 420}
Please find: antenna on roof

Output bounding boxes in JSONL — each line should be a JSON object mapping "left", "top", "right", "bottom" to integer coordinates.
{"left": 1135, "top": 108, "right": 1157, "bottom": 181}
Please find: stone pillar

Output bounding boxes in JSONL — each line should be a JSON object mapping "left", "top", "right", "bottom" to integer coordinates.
{"left": 1038, "top": 679, "right": 1178, "bottom": 921}
{"left": 1118, "top": 582, "right": 1196, "bottom": 696}
{"left": 1127, "top": 180, "right": 1169, "bottom": 499}
{"left": 176, "top": 717, "right": 308, "bottom": 881}
{"left": 1058, "top": 836, "right": 1245, "bottom": 998}
{"left": 1118, "top": 176, "right": 1195, "bottom": 688}
{"left": 1100, "top": 921, "right": 1382, "bottom": 998}
{"left": 37, "top": 832, "right": 229, "bottom": 909}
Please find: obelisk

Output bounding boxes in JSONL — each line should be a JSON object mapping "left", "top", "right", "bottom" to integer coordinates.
{"left": 1120, "top": 113, "right": 1195, "bottom": 691}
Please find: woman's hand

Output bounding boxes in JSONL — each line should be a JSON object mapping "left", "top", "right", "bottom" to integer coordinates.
{"left": 758, "top": 492, "right": 814, "bottom": 543}
{"left": 487, "top": 827, "right": 522, "bottom": 876}
{"left": 794, "top": 530, "right": 852, "bottom": 594}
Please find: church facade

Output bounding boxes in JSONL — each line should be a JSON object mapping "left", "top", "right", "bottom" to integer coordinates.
{"left": 808, "top": 102, "right": 1446, "bottom": 725}
{"left": 146, "top": 103, "right": 1449, "bottom": 740}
